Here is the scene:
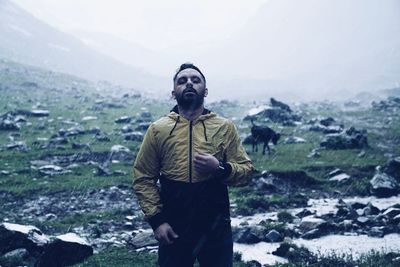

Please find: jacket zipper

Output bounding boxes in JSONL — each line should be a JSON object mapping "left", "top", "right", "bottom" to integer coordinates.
{"left": 189, "top": 121, "right": 193, "bottom": 183}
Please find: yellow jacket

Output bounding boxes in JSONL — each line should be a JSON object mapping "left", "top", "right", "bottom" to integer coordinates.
{"left": 133, "top": 107, "right": 253, "bottom": 230}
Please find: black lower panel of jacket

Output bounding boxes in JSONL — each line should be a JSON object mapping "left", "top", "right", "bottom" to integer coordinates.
{"left": 159, "top": 176, "right": 231, "bottom": 242}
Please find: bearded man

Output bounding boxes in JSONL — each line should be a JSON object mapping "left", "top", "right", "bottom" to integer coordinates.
{"left": 133, "top": 63, "right": 253, "bottom": 267}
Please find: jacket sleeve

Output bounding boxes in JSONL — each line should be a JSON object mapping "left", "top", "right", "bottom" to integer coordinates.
{"left": 132, "top": 124, "right": 166, "bottom": 230}
{"left": 222, "top": 121, "right": 254, "bottom": 186}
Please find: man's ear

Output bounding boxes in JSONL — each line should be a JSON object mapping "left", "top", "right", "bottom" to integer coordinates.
{"left": 204, "top": 88, "right": 208, "bottom": 97}
{"left": 171, "top": 90, "right": 176, "bottom": 99}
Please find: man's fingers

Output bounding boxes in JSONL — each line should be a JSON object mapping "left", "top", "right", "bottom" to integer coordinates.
{"left": 194, "top": 154, "right": 208, "bottom": 162}
{"left": 168, "top": 228, "right": 179, "bottom": 239}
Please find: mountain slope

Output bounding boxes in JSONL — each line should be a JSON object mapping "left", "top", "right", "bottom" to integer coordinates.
{"left": 0, "top": 0, "right": 165, "bottom": 90}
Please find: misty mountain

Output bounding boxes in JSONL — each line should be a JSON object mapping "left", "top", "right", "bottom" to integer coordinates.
{"left": 68, "top": 0, "right": 400, "bottom": 101}
{"left": 0, "top": 0, "right": 165, "bottom": 90}
{"left": 71, "top": 31, "right": 162, "bottom": 72}
{"left": 202, "top": 0, "right": 400, "bottom": 99}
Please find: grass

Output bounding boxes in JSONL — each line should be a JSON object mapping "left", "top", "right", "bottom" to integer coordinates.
{"left": 72, "top": 248, "right": 259, "bottom": 267}
{"left": 231, "top": 187, "right": 308, "bottom": 215}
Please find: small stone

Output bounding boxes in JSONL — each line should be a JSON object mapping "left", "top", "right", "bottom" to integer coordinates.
{"left": 264, "top": 229, "right": 283, "bottom": 242}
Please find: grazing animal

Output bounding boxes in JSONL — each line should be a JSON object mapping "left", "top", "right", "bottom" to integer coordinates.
{"left": 250, "top": 120, "right": 281, "bottom": 155}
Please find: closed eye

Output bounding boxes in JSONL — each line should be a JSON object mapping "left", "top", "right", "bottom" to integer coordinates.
{"left": 177, "top": 77, "right": 187, "bottom": 85}
{"left": 191, "top": 76, "right": 201, "bottom": 83}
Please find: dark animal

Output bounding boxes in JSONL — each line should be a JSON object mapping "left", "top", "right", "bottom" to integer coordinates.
{"left": 250, "top": 120, "right": 281, "bottom": 155}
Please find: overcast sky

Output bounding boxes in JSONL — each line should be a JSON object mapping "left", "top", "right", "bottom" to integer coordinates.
{"left": 12, "top": 0, "right": 268, "bottom": 50}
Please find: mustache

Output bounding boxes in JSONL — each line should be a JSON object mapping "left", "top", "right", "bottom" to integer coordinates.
{"left": 183, "top": 87, "right": 197, "bottom": 94}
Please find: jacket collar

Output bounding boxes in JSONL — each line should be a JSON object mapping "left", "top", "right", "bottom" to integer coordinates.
{"left": 169, "top": 105, "right": 214, "bottom": 122}
{"left": 170, "top": 105, "right": 211, "bottom": 115}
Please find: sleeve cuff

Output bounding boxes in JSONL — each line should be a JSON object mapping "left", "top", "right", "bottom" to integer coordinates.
{"left": 148, "top": 212, "right": 167, "bottom": 231}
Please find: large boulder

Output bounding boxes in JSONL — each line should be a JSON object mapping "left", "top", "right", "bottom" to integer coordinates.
{"left": 36, "top": 233, "right": 93, "bottom": 267}
{"left": 264, "top": 229, "right": 283, "bottom": 243}
{"left": 370, "top": 171, "right": 399, "bottom": 197}
{"left": 320, "top": 127, "right": 368, "bottom": 149}
{"left": 232, "top": 226, "right": 264, "bottom": 244}
{"left": 298, "top": 216, "right": 326, "bottom": 234}
{"left": 384, "top": 157, "right": 400, "bottom": 182}
{"left": 0, "top": 222, "right": 49, "bottom": 255}
{"left": 130, "top": 231, "right": 158, "bottom": 249}
{"left": 270, "top": 98, "right": 292, "bottom": 112}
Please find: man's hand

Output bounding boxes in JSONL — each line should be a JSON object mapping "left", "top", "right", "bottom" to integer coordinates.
{"left": 194, "top": 152, "right": 219, "bottom": 175}
{"left": 154, "top": 223, "right": 179, "bottom": 245}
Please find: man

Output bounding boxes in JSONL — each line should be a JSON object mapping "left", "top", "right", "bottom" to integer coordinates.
{"left": 133, "top": 63, "right": 253, "bottom": 267}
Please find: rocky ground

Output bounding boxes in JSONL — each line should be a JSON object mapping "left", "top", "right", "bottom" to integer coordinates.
{"left": 0, "top": 59, "right": 400, "bottom": 266}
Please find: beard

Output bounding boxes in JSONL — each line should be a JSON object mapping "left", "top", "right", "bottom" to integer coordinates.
{"left": 175, "top": 87, "right": 205, "bottom": 110}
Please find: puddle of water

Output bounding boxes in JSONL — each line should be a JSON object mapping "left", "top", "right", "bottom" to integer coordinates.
{"left": 307, "top": 195, "right": 400, "bottom": 216}
{"left": 232, "top": 195, "right": 400, "bottom": 227}
{"left": 231, "top": 195, "right": 400, "bottom": 265}
{"left": 294, "top": 233, "right": 400, "bottom": 257}
{"left": 234, "top": 242, "right": 288, "bottom": 265}
{"left": 231, "top": 212, "right": 278, "bottom": 227}
{"left": 234, "top": 233, "right": 400, "bottom": 265}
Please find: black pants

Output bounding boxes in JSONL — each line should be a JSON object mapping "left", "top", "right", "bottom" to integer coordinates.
{"left": 158, "top": 224, "right": 233, "bottom": 267}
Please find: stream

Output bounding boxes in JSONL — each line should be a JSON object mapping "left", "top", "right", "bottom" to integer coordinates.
{"left": 232, "top": 195, "right": 400, "bottom": 265}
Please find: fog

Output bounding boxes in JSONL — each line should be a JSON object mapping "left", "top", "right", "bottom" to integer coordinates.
{"left": 8, "top": 0, "right": 400, "bottom": 101}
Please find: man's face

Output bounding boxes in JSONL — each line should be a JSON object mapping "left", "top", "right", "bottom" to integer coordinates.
{"left": 172, "top": 68, "right": 208, "bottom": 109}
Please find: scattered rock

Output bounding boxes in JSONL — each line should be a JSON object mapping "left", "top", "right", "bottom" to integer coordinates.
{"left": 130, "top": 231, "right": 158, "bottom": 249}
{"left": 329, "top": 173, "right": 351, "bottom": 182}
{"left": 135, "top": 122, "right": 151, "bottom": 131}
{"left": 370, "top": 171, "right": 399, "bottom": 197}
{"left": 36, "top": 233, "right": 93, "bottom": 267}
{"left": 384, "top": 157, "right": 400, "bottom": 181}
{"left": 307, "top": 148, "right": 321, "bottom": 158}
{"left": 0, "top": 222, "right": 49, "bottom": 255}
{"left": 111, "top": 145, "right": 130, "bottom": 153}
{"left": 295, "top": 209, "right": 314, "bottom": 218}
{"left": 382, "top": 208, "right": 400, "bottom": 219}
{"left": 121, "top": 125, "right": 133, "bottom": 133}
{"left": 283, "top": 136, "right": 306, "bottom": 144}
{"left": 81, "top": 116, "right": 98, "bottom": 121}
{"left": 5, "top": 141, "right": 28, "bottom": 151}
{"left": 320, "top": 117, "right": 335, "bottom": 127}
{"left": 232, "top": 227, "right": 263, "bottom": 244}
{"left": 368, "top": 227, "right": 384, "bottom": 238}
{"left": 24, "top": 109, "right": 50, "bottom": 117}
{"left": 0, "top": 119, "right": 20, "bottom": 131}
{"left": 2, "top": 248, "right": 29, "bottom": 260}
{"left": 270, "top": 98, "right": 292, "bottom": 113}
{"left": 301, "top": 228, "right": 323, "bottom": 239}
{"left": 37, "top": 165, "right": 72, "bottom": 176}
{"left": 321, "top": 127, "right": 368, "bottom": 149}
{"left": 123, "top": 131, "right": 144, "bottom": 141}
{"left": 95, "top": 132, "right": 111, "bottom": 142}
{"left": 265, "top": 229, "right": 283, "bottom": 242}
{"left": 115, "top": 116, "right": 132, "bottom": 124}
{"left": 298, "top": 216, "right": 326, "bottom": 233}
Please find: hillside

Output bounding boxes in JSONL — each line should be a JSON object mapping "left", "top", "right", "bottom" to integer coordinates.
{"left": 0, "top": 59, "right": 399, "bottom": 266}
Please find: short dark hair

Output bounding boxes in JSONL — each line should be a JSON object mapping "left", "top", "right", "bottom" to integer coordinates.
{"left": 173, "top": 63, "right": 206, "bottom": 84}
